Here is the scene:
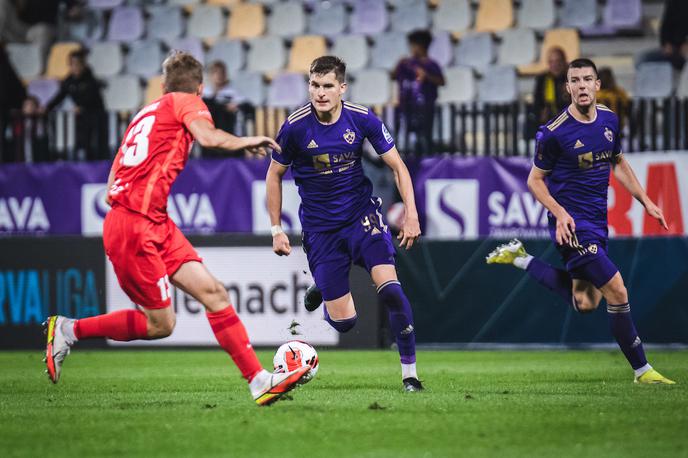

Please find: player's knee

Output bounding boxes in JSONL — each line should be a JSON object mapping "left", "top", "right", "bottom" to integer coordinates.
{"left": 201, "top": 279, "right": 229, "bottom": 308}
{"left": 573, "top": 294, "right": 597, "bottom": 314}
{"left": 148, "top": 314, "right": 176, "bottom": 338}
{"left": 607, "top": 284, "right": 628, "bottom": 305}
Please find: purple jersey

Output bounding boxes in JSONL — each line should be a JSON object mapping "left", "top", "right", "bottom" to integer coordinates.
{"left": 534, "top": 104, "right": 622, "bottom": 235}
{"left": 272, "top": 101, "right": 396, "bottom": 232}
{"left": 395, "top": 57, "right": 444, "bottom": 109}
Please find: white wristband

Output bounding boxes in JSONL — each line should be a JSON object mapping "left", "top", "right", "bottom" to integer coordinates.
{"left": 271, "top": 225, "right": 284, "bottom": 237}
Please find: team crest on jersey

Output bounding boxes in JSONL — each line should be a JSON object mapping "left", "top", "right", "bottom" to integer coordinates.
{"left": 588, "top": 243, "right": 598, "bottom": 255}
{"left": 343, "top": 128, "right": 356, "bottom": 144}
{"left": 604, "top": 127, "right": 614, "bottom": 143}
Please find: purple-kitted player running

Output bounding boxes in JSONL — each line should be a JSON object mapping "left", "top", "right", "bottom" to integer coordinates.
{"left": 487, "top": 58, "right": 674, "bottom": 385}
{"left": 266, "top": 56, "right": 423, "bottom": 392}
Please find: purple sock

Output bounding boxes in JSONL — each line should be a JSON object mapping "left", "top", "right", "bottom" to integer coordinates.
{"left": 323, "top": 306, "right": 357, "bottom": 333}
{"left": 377, "top": 281, "right": 416, "bottom": 364}
{"left": 607, "top": 303, "right": 648, "bottom": 370}
{"left": 526, "top": 257, "right": 577, "bottom": 309}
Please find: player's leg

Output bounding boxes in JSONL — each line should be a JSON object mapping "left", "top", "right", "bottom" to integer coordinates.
{"left": 570, "top": 278, "right": 604, "bottom": 313}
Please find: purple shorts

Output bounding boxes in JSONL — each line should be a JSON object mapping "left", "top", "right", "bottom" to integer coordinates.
{"left": 554, "top": 229, "right": 619, "bottom": 289}
{"left": 303, "top": 198, "right": 396, "bottom": 301}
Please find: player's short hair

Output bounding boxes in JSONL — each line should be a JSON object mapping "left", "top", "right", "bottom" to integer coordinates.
{"left": 407, "top": 30, "right": 433, "bottom": 51}
{"left": 162, "top": 51, "right": 203, "bottom": 94}
{"left": 567, "top": 58, "right": 599, "bottom": 80}
{"left": 309, "top": 56, "right": 346, "bottom": 83}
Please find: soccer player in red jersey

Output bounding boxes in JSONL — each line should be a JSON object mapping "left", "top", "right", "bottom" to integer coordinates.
{"left": 44, "top": 52, "right": 311, "bottom": 406}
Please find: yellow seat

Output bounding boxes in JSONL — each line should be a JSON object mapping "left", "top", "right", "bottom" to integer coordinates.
{"left": 518, "top": 28, "right": 580, "bottom": 75}
{"left": 45, "top": 42, "right": 82, "bottom": 79}
{"left": 288, "top": 35, "right": 327, "bottom": 74}
{"left": 206, "top": 0, "right": 242, "bottom": 7}
{"left": 228, "top": 3, "right": 265, "bottom": 39}
{"left": 145, "top": 75, "right": 164, "bottom": 106}
{"left": 475, "top": 0, "right": 513, "bottom": 33}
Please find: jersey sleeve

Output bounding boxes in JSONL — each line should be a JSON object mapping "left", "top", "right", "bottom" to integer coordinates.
{"left": 533, "top": 127, "right": 561, "bottom": 171}
{"left": 611, "top": 114, "right": 623, "bottom": 161}
{"left": 171, "top": 92, "right": 214, "bottom": 130}
{"left": 271, "top": 122, "right": 295, "bottom": 166}
{"left": 363, "top": 110, "right": 395, "bottom": 155}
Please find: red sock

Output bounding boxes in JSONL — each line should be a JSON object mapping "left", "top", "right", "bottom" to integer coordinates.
{"left": 207, "top": 305, "right": 262, "bottom": 381}
{"left": 74, "top": 309, "right": 149, "bottom": 341}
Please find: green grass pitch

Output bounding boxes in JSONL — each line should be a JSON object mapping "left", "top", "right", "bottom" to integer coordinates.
{"left": 1, "top": 349, "right": 687, "bottom": 457}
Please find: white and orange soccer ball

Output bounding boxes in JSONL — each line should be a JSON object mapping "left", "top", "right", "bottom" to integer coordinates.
{"left": 273, "top": 340, "right": 319, "bottom": 381}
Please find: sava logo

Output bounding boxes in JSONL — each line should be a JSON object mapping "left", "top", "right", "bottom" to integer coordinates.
{"left": 0, "top": 197, "right": 50, "bottom": 233}
{"left": 425, "top": 179, "right": 479, "bottom": 239}
{"left": 486, "top": 191, "right": 549, "bottom": 238}
{"left": 81, "top": 184, "right": 217, "bottom": 235}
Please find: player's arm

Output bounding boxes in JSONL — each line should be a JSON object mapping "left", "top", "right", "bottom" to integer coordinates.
{"left": 527, "top": 166, "right": 575, "bottom": 246}
{"left": 187, "top": 118, "right": 280, "bottom": 156}
{"left": 105, "top": 164, "right": 115, "bottom": 206}
{"left": 612, "top": 155, "right": 668, "bottom": 230}
{"left": 381, "top": 147, "right": 421, "bottom": 249}
{"left": 266, "top": 159, "right": 291, "bottom": 256}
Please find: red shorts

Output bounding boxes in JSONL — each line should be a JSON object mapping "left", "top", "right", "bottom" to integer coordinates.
{"left": 103, "top": 205, "right": 202, "bottom": 309}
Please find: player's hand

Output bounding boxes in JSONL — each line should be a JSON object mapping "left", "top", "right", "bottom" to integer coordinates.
{"left": 244, "top": 136, "right": 281, "bottom": 157}
{"left": 273, "top": 232, "right": 291, "bottom": 256}
{"left": 644, "top": 200, "right": 668, "bottom": 230}
{"left": 554, "top": 210, "right": 576, "bottom": 246}
{"left": 397, "top": 212, "right": 421, "bottom": 250}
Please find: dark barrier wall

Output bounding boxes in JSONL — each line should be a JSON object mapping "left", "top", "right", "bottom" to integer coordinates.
{"left": 396, "top": 238, "right": 688, "bottom": 344}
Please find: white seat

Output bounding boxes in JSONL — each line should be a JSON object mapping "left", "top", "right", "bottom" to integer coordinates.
{"left": 370, "top": 32, "right": 408, "bottom": 71}
{"left": 267, "top": 72, "right": 308, "bottom": 107}
{"left": 634, "top": 62, "right": 674, "bottom": 99}
{"left": 677, "top": 65, "right": 688, "bottom": 98}
{"left": 268, "top": 3, "right": 306, "bottom": 37}
{"left": 6, "top": 43, "right": 42, "bottom": 79}
{"left": 429, "top": 30, "right": 453, "bottom": 68}
{"left": 349, "top": 69, "right": 391, "bottom": 105}
{"left": 433, "top": 0, "right": 471, "bottom": 34}
{"left": 247, "top": 36, "right": 286, "bottom": 74}
{"left": 455, "top": 33, "right": 494, "bottom": 71}
{"left": 478, "top": 65, "right": 517, "bottom": 103}
{"left": 125, "top": 40, "right": 164, "bottom": 78}
{"left": 438, "top": 66, "right": 476, "bottom": 104}
{"left": 87, "top": 0, "right": 123, "bottom": 9}
{"left": 88, "top": 42, "right": 123, "bottom": 77}
{"left": 331, "top": 35, "right": 369, "bottom": 72}
{"left": 560, "top": 0, "right": 598, "bottom": 29}
{"left": 104, "top": 75, "right": 142, "bottom": 112}
{"left": 187, "top": 5, "right": 225, "bottom": 39}
{"left": 147, "top": 6, "right": 184, "bottom": 41}
{"left": 207, "top": 39, "right": 245, "bottom": 75}
{"left": 517, "top": 0, "right": 555, "bottom": 30}
{"left": 497, "top": 28, "right": 536, "bottom": 66}
{"left": 27, "top": 79, "right": 60, "bottom": 107}
{"left": 307, "top": 2, "right": 346, "bottom": 37}
{"left": 168, "top": 37, "right": 205, "bottom": 64}
{"left": 391, "top": 0, "right": 430, "bottom": 33}
{"left": 232, "top": 71, "right": 266, "bottom": 105}
{"left": 350, "top": 0, "right": 388, "bottom": 35}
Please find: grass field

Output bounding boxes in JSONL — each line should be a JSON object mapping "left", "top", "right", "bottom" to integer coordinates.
{"left": 1, "top": 349, "right": 687, "bottom": 458}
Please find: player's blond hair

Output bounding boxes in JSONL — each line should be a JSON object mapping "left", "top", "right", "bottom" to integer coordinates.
{"left": 162, "top": 51, "right": 203, "bottom": 94}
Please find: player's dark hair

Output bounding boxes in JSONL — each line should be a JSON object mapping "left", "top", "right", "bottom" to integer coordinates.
{"left": 162, "top": 51, "right": 204, "bottom": 94}
{"left": 567, "top": 58, "right": 599, "bottom": 81}
{"left": 309, "top": 56, "right": 346, "bottom": 83}
{"left": 407, "top": 30, "right": 433, "bottom": 51}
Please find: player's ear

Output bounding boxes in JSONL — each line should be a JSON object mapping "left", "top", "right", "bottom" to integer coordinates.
{"left": 340, "top": 81, "right": 347, "bottom": 96}
{"left": 594, "top": 78, "right": 601, "bottom": 91}
{"left": 197, "top": 83, "right": 204, "bottom": 96}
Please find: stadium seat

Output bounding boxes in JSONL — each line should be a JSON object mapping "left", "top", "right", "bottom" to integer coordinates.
{"left": 187, "top": 5, "right": 226, "bottom": 40}
{"left": 370, "top": 32, "right": 408, "bottom": 70}
{"left": 66, "top": 9, "right": 106, "bottom": 42}
{"left": 87, "top": 42, "right": 123, "bottom": 78}
{"left": 87, "top": 0, "right": 122, "bottom": 9}
{"left": 288, "top": 35, "right": 327, "bottom": 74}
{"left": 390, "top": 0, "right": 430, "bottom": 33}
{"left": 167, "top": 0, "right": 201, "bottom": 7}
{"left": 144, "top": 75, "right": 164, "bottom": 106}
{"left": 455, "top": 33, "right": 494, "bottom": 71}
{"left": 167, "top": 37, "right": 205, "bottom": 64}
{"left": 429, "top": 30, "right": 454, "bottom": 67}
{"left": 45, "top": 42, "right": 82, "bottom": 79}
{"left": 438, "top": 66, "right": 476, "bottom": 103}
{"left": 104, "top": 75, "right": 143, "bottom": 112}
{"left": 125, "top": 41, "right": 164, "bottom": 78}
{"left": 517, "top": 0, "right": 555, "bottom": 30}
{"left": 331, "top": 35, "right": 369, "bottom": 72}
{"left": 247, "top": 36, "right": 286, "bottom": 74}
{"left": 475, "top": 0, "right": 513, "bottom": 33}
{"left": 603, "top": 0, "right": 642, "bottom": 29}
{"left": 307, "top": 2, "right": 346, "bottom": 37}
{"left": 634, "top": 62, "right": 674, "bottom": 99}
{"left": 207, "top": 39, "right": 245, "bottom": 75}
{"left": 432, "top": 0, "right": 471, "bottom": 34}
{"left": 232, "top": 71, "right": 266, "bottom": 105}
{"left": 349, "top": 69, "right": 391, "bottom": 106}
{"left": 268, "top": 3, "right": 306, "bottom": 37}
{"left": 560, "top": 0, "right": 598, "bottom": 29}
{"left": 518, "top": 28, "right": 580, "bottom": 75}
{"left": 478, "top": 65, "right": 518, "bottom": 103}
{"left": 249, "top": 0, "right": 280, "bottom": 4}
{"left": 677, "top": 65, "right": 688, "bottom": 98}
{"left": 106, "top": 6, "right": 144, "bottom": 42}
{"left": 206, "top": 0, "right": 242, "bottom": 7}
{"left": 228, "top": 3, "right": 266, "bottom": 39}
{"left": 6, "top": 43, "right": 42, "bottom": 79}
{"left": 27, "top": 78, "right": 60, "bottom": 108}
{"left": 497, "top": 28, "right": 536, "bottom": 66}
{"left": 148, "top": 6, "right": 184, "bottom": 41}
{"left": 267, "top": 73, "right": 308, "bottom": 107}
{"left": 350, "top": 0, "right": 388, "bottom": 35}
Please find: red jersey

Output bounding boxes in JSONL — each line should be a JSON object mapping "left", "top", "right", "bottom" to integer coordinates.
{"left": 108, "top": 92, "right": 213, "bottom": 222}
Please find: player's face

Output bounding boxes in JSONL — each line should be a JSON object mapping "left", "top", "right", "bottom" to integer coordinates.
{"left": 566, "top": 67, "right": 600, "bottom": 108}
{"left": 309, "top": 72, "right": 346, "bottom": 114}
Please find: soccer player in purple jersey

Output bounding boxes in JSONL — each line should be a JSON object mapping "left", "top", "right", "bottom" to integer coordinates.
{"left": 266, "top": 56, "right": 423, "bottom": 392}
{"left": 487, "top": 59, "right": 675, "bottom": 384}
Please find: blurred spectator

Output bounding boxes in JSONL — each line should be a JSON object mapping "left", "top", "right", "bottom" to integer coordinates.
{"left": 46, "top": 49, "right": 108, "bottom": 161}
{"left": 533, "top": 47, "right": 569, "bottom": 125}
{"left": 0, "top": 42, "right": 27, "bottom": 163}
{"left": 201, "top": 60, "right": 246, "bottom": 158}
{"left": 597, "top": 67, "right": 630, "bottom": 127}
{"left": 392, "top": 30, "right": 445, "bottom": 155}
{"left": 10, "top": 96, "right": 50, "bottom": 162}
{"left": 636, "top": 0, "right": 688, "bottom": 71}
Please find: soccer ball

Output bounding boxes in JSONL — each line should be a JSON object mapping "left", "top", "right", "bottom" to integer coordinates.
{"left": 273, "top": 340, "right": 319, "bottom": 381}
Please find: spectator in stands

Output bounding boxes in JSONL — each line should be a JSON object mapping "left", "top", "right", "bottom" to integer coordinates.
{"left": 636, "top": 0, "right": 688, "bottom": 71}
{"left": 46, "top": 48, "right": 108, "bottom": 161}
{"left": 392, "top": 30, "right": 445, "bottom": 155}
{"left": 533, "top": 47, "right": 569, "bottom": 126}
{"left": 13, "top": 95, "right": 50, "bottom": 162}
{"left": 0, "top": 42, "right": 27, "bottom": 163}
{"left": 201, "top": 60, "right": 246, "bottom": 158}
{"left": 597, "top": 67, "right": 630, "bottom": 127}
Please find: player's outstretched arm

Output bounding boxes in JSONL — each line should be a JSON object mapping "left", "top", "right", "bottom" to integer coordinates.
{"left": 381, "top": 147, "right": 421, "bottom": 250}
{"left": 527, "top": 166, "right": 576, "bottom": 245}
{"left": 612, "top": 155, "right": 668, "bottom": 230}
{"left": 188, "top": 118, "right": 280, "bottom": 156}
{"left": 266, "top": 160, "right": 291, "bottom": 256}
